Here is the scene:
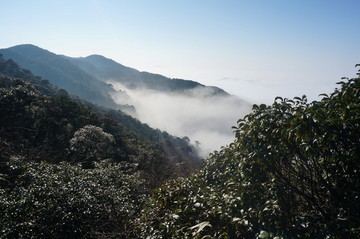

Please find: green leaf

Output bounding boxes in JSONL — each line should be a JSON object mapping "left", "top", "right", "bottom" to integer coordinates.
{"left": 189, "top": 221, "right": 212, "bottom": 235}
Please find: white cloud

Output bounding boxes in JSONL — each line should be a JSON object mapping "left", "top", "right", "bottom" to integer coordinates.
{"left": 109, "top": 81, "right": 252, "bottom": 157}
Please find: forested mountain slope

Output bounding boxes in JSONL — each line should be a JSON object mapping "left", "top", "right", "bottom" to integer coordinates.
{"left": 0, "top": 44, "right": 119, "bottom": 108}
{"left": 140, "top": 70, "right": 360, "bottom": 238}
{"left": 0, "top": 44, "right": 228, "bottom": 110}
{"left": 1, "top": 54, "right": 359, "bottom": 238}
{"left": 0, "top": 53, "right": 202, "bottom": 238}
{"left": 66, "top": 54, "right": 228, "bottom": 95}
{"left": 0, "top": 55, "right": 200, "bottom": 184}
{"left": 0, "top": 44, "right": 250, "bottom": 155}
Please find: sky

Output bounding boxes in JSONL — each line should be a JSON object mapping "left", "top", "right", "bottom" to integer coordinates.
{"left": 1, "top": 0, "right": 360, "bottom": 104}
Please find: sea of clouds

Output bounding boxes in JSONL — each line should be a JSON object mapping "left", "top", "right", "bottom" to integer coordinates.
{"left": 109, "top": 81, "right": 252, "bottom": 157}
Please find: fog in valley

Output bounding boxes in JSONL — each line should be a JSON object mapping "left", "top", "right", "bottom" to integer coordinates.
{"left": 109, "top": 81, "right": 252, "bottom": 157}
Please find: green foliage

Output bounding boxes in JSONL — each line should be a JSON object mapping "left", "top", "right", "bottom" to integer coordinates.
{"left": 0, "top": 54, "right": 201, "bottom": 177}
{"left": 69, "top": 125, "right": 115, "bottom": 166}
{"left": 0, "top": 56, "right": 55, "bottom": 95}
{"left": 0, "top": 77, "right": 40, "bottom": 129}
{"left": 4, "top": 47, "right": 358, "bottom": 238}
{"left": 0, "top": 58, "right": 202, "bottom": 237}
{"left": 0, "top": 76, "right": 97, "bottom": 162}
{"left": 0, "top": 44, "right": 119, "bottom": 108}
{"left": 141, "top": 76, "right": 360, "bottom": 238}
{"left": 0, "top": 158, "right": 145, "bottom": 238}
{"left": 0, "top": 80, "right": 198, "bottom": 186}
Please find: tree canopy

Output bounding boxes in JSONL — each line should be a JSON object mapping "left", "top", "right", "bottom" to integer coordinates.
{"left": 141, "top": 73, "right": 360, "bottom": 238}
{"left": 1, "top": 53, "right": 359, "bottom": 238}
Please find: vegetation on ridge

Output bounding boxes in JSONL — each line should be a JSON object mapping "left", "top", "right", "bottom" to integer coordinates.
{"left": 0, "top": 54, "right": 201, "bottom": 237}
{"left": 1, "top": 53, "right": 359, "bottom": 238}
{"left": 140, "top": 70, "right": 360, "bottom": 238}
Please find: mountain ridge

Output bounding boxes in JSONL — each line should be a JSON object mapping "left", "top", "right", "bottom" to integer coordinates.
{"left": 0, "top": 44, "right": 120, "bottom": 108}
{"left": 1, "top": 44, "right": 229, "bottom": 100}
{"left": 65, "top": 53, "right": 229, "bottom": 95}
{"left": 0, "top": 54, "right": 201, "bottom": 183}
{"left": 0, "top": 44, "right": 251, "bottom": 154}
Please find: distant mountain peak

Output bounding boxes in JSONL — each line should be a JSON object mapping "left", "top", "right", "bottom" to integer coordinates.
{"left": 80, "top": 54, "right": 129, "bottom": 70}
{"left": 7, "top": 44, "right": 52, "bottom": 55}
{"left": 85, "top": 54, "right": 109, "bottom": 59}
{"left": 1, "top": 44, "right": 233, "bottom": 100}
{"left": 9, "top": 43, "right": 41, "bottom": 49}
{"left": 0, "top": 44, "right": 121, "bottom": 109}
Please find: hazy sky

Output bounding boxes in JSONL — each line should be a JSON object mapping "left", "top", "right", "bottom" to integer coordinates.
{"left": 1, "top": 0, "right": 359, "bottom": 104}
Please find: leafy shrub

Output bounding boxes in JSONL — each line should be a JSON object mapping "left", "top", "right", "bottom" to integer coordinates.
{"left": 0, "top": 158, "right": 145, "bottom": 238}
{"left": 141, "top": 76, "right": 360, "bottom": 238}
{"left": 69, "top": 125, "right": 115, "bottom": 166}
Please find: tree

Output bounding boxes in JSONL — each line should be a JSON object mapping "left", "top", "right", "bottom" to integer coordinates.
{"left": 141, "top": 74, "right": 360, "bottom": 238}
{"left": 69, "top": 125, "right": 115, "bottom": 167}
{"left": 0, "top": 158, "right": 145, "bottom": 238}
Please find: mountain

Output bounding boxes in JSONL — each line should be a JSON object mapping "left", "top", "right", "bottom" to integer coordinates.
{"left": 0, "top": 44, "right": 251, "bottom": 154}
{"left": 0, "top": 54, "right": 204, "bottom": 237}
{"left": 0, "top": 54, "right": 201, "bottom": 186}
{"left": 0, "top": 44, "right": 119, "bottom": 108}
{"left": 2, "top": 50, "right": 358, "bottom": 238}
{"left": 65, "top": 54, "right": 228, "bottom": 95}
{"left": 0, "top": 44, "right": 228, "bottom": 108}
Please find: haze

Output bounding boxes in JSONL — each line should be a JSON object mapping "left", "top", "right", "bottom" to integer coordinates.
{"left": 110, "top": 82, "right": 251, "bottom": 156}
{"left": 1, "top": 0, "right": 359, "bottom": 104}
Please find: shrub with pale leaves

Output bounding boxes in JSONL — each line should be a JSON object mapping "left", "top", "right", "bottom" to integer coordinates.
{"left": 70, "top": 125, "right": 115, "bottom": 162}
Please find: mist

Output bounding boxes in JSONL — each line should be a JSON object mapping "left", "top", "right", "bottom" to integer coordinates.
{"left": 109, "top": 81, "right": 252, "bottom": 157}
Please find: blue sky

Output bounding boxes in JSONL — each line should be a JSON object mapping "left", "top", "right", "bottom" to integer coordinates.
{"left": 1, "top": 0, "right": 359, "bottom": 103}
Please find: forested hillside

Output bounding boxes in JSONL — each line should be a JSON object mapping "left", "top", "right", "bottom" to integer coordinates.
{"left": 0, "top": 45, "right": 120, "bottom": 108}
{"left": 0, "top": 44, "right": 228, "bottom": 111}
{"left": 0, "top": 44, "right": 251, "bottom": 156}
{"left": 1, "top": 52, "right": 359, "bottom": 238}
{"left": 140, "top": 70, "right": 360, "bottom": 238}
{"left": 0, "top": 54, "right": 202, "bottom": 237}
{"left": 66, "top": 54, "right": 228, "bottom": 95}
{"left": 0, "top": 53, "right": 200, "bottom": 172}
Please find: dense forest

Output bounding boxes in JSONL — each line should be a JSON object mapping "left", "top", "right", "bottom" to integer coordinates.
{"left": 140, "top": 72, "right": 360, "bottom": 238}
{"left": 0, "top": 53, "right": 359, "bottom": 238}
{"left": 0, "top": 45, "right": 248, "bottom": 153}
{"left": 0, "top": 55, "right": 200, "bottom": 238}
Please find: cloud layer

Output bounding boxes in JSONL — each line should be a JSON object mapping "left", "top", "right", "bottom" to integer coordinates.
{"left": 109, "top": 82, "right": 252, "bottom": 157}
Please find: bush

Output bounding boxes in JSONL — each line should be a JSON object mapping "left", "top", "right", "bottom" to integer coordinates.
{"left": 69, "top": 125, "right": 115, "bottom": 166}
{"left": 140, "top": 76, "right": 360, "bottom": 238}
{"left": 0, "top": 158, "right": 145, "bottom": 238}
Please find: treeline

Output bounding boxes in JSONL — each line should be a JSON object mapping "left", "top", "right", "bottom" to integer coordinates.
{"left": 1, "top": 54, "right": 359, "bottom": 238}
{"left": 0, "top": 56, "right": 200, "bottom": 237}
{"left": 141, "top": 71, "right": 360, "bottom": 238}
